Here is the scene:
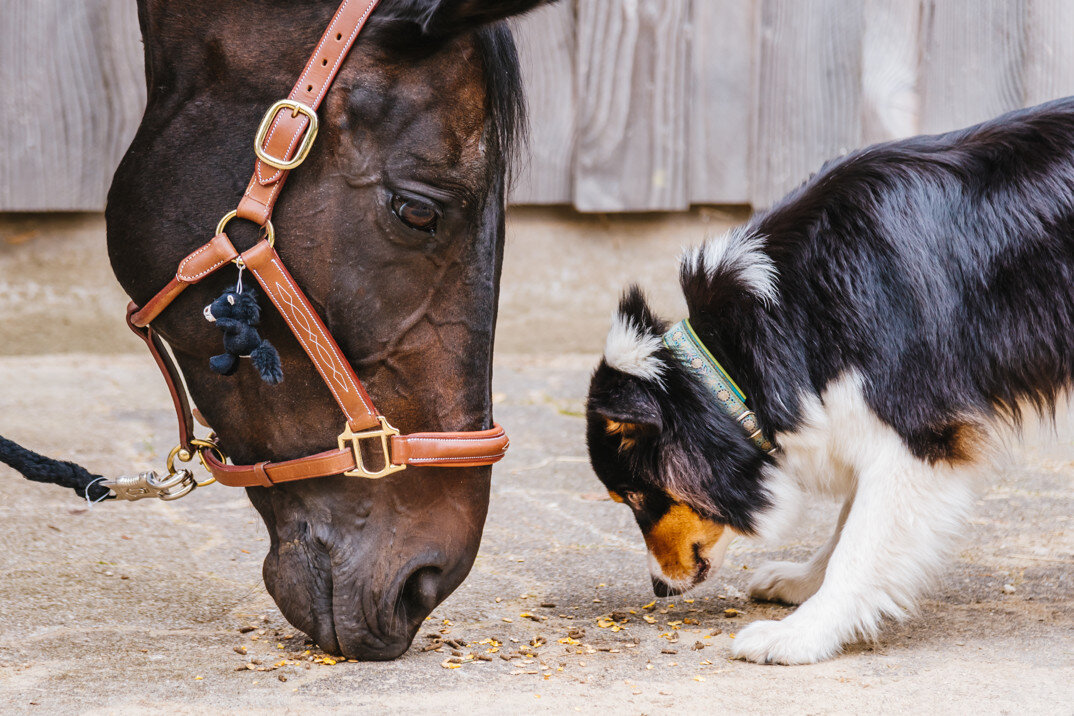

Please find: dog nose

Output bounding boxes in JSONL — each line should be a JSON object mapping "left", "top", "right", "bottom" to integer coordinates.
{"left": 651, "top": 575, "right": 684, "bottom": 597}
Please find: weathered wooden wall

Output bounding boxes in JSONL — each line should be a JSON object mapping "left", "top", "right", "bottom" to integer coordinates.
{"left": 5, "top": 0, "right": 1074, "bottom": 212}
{"left": 0, "top": 0, "right": 144, "bottom": 211}
{"left": 512, "top": 0, "right": 1074, "bottom": 209}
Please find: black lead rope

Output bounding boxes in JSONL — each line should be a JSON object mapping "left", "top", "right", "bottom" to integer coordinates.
{"left": 0, "top": 435, "right": 113, "bottom": 502}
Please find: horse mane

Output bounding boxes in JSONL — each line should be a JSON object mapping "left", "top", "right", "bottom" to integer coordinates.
{"left": 473, "top": 23, "right": 527, "bottom": 179}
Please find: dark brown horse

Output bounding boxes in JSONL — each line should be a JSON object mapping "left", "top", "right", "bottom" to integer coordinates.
{"left": 106, "top": 0, "right": 547, "bottom": 660}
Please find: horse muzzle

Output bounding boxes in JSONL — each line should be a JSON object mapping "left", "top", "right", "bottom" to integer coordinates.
{"left": 261, "top": 530, "right": 454, "bottom": 659}
{"left": 250, "top": 467, "right": 489, "bottom": 660}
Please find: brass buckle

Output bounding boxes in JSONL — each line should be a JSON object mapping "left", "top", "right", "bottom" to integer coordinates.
{"left": 254, "top": 99, "right": 319, "bottom": 171}
{"left": 337, "top": 417, "right": 407, "bottom": 479}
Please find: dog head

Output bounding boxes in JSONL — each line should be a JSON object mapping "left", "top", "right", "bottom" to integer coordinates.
{"left": 586, "top": 287, "right": 773, "bottom": 596}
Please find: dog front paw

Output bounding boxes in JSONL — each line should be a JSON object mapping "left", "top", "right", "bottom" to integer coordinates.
{"left": 731, "top": 618, "right": 841, "bottom": 665}
{"left": 748, "top": 560, "right": 823, "bottom": 605}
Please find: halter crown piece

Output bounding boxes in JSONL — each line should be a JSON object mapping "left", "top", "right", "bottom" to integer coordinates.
{"left": 662, "top": 320, "right": 777, "bottom": 455}
{"left": 108, "top": 0, "right": 509, "bottom": 499}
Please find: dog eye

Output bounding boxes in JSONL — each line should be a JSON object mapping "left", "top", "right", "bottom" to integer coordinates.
{"left": 227, "top": 295, "right": 235, "bottom": 305}
{"left": 390, "top": 194, "right": 440, "bottom": 234}
{"left": 624, "top": 491, "right": 643, "bottom": 508}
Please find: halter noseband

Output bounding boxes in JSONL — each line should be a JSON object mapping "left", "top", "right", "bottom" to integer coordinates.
{"left": 123, "top": 0, "right": 509, "bottom": 492}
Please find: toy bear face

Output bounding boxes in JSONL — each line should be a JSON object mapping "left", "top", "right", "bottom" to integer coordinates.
{"left": 203, "top": 287, "right": 261, "bottom": 324}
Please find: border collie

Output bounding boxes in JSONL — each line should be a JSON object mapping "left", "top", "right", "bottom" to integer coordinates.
{"left": 585, "top": 97, "right": 1074, "bottom": 664}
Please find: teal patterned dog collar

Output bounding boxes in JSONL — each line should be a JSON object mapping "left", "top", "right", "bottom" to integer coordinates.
{"left": 662, "top": 319, "right": 777, "bottom": 454}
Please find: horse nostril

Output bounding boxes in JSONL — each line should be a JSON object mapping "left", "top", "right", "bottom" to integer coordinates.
{"left": 397, "top": 566, "right": 442, "bottom": 620}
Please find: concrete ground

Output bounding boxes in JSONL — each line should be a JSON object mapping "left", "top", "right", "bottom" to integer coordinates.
{"left": 0, "top": 211, "right": 1072, "bottom": 713}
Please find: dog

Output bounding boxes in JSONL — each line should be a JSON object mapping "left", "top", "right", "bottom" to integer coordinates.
{"left": 585, "top": 97, "right": 1074, "bottom": 664}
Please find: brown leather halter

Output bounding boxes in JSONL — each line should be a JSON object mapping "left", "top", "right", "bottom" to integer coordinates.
{"left": 124, "top": 0, "right": 509, "bottom": 490}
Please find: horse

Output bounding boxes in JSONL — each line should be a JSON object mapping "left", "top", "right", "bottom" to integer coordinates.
{"left": 105, "top": 0, "right": 549, "bottom": 660}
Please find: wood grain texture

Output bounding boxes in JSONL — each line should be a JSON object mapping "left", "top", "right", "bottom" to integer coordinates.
{"left": 7, "top": 0, "right": 1074, "bottom": 213}
{"left": 1023, "top": 0, "right": 1074, "bottom": 105}
{"left": 688, "top": 0, "right": 753, "bottom": 205}
{"left": 750, "top": 0, "right": 865, "bottom": 208}
{"left": 573, "top": 0, "right": 690, "bottom": 212}
{"left": 0, "top": 0, "right": 145, "bottom": 211}
{"left": 918, "top": 0, "right": 1025, "bottom": 134}
{"left": 861, "top": 0, "right": 921, "bottom": 144}
{"left": 509, "top": 3, "right": 576, "bottom": 204}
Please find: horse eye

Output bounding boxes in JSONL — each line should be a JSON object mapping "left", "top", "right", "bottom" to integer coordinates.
{"left": 391, "top": 194, "right": 440, "bottom": 234}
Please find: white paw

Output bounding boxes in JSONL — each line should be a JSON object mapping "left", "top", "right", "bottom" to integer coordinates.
{"left": 731, "top": 617, "right": 842, "bottom": 665}
{"left": 748, "top": 560, "right": 823, "bottom": 605}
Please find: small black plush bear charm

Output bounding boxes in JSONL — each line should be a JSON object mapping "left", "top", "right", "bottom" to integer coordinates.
{"left": 203, "top": 285, "right": 284, "bottom": 384}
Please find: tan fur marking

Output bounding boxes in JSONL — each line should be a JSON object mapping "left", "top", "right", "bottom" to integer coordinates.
{"left": 940, "top": 422, "right": 985, "bottom": 465}
{"left": 604, "top": 418, "right": 639, "bottom": 450}
{"left": 925, "top": 421, "right": 986, "bottom": 466}
{"left": 643, "top": 503, "right": 726, "bottom": 581}
{"left": 607, "top": 490, "right": 624, "bottom": 503}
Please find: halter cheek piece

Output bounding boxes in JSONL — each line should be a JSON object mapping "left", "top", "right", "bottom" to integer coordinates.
{"left": 123, "top": 0, "right": 509, "bottom": 493}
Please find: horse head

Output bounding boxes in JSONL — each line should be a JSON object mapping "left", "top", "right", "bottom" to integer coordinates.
{"left": 106, "top": 0, "right": 548, "bottom": 660}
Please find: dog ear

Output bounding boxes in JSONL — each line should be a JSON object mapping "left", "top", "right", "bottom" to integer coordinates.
{"left": 679, "top": 228, "right": 778, "bottom": 314}
{"left": 391, "top": 0, "right": 556, "bottom": 37}
{"left": 602, "top": 285, "right": 668, "bottom": 386}
{"left": 588, "top": 367, "right": 664, "bottom": 433}
{"left": 617, "top": 285, "right": 667, "bottom": 337}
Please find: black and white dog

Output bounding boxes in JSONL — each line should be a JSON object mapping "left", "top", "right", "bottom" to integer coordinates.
{"left": 586, "top": 97, "right": 1074, "bottom": 664}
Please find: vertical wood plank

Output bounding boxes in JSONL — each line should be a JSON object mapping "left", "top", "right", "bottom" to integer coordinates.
{"left": 509, "top": 2, "right": 576, "bottom": 205}
{"left": 918, "top": 0, "right": 1025, "bottom": 134}
{"left": 750, "top": 0, "right": 865, "bottom": 208}
{"left": 1023, "top": 0, "right": 1074, "bottom": 105}
{"left": 8, "top": 1, "right": 1074, "bottom": 214}
{"left": 573, "top": 0, "right": 690, "bottom": 212}
{"left": 861, "top": 0, "right": 921, "bottom": 144}
{"left": 0, "top": 0, "right": 144, "bottom": 211}
{"left": 688, "top": 0, "right": 753, "bottom": 205}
